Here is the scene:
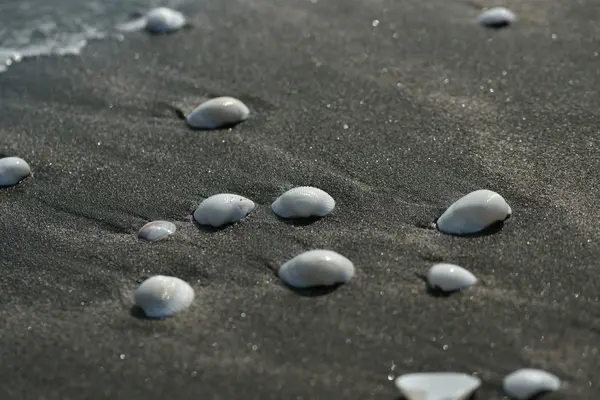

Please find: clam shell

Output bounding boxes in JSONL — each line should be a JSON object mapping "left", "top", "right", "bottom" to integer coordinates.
{"left": 186, "top": 97, "right": 250, "bottom": 129}
{"left": 0, "top": 156, "right": 31, "bottom": 187}
{"left": 436, "top": 189, "right": 511, "bottom": 235}
{"left": 503, "top": 369, "right": 560, "bottom": 399}
{"left": 193, "top": 193, "right": 255, "bottom": 228}
{"left": 134, "top": 275, "right": 194, "bottom": 318}
{"left": 279, "top": 250, "right": 354, "bottom": 288}
{"left": 477, "top": 7, "right": 516, "bottom": 28}
{"left": 271, "top": 186, "right": 335, "bottom": 219}
{"left": 145, "top": 7, "right": 186, "bottom": 33}
{"left": 394, "top": 372, "right": 482, "bottom": 400}
{"left": 138, "top": 220, "right": 176, "bottom": 242}
{"left": 427, "top": 263, "right": 477, "bottom": 292}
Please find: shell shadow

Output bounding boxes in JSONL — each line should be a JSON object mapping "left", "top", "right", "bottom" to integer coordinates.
{"left": 192, "top": 218, "right": 235, "bottom": 233}
{"left": 130, "top": 305, "right": 153, "bottom": 320}
{"left": 415, "top": 272, "right": 459, "bottom": 298}
{"left": 276, "top": 215, "right": 323, "bottom": 226}
{"left": 482, "top": 21, "right": 512, "bottom": 29}
{"left": 434, "top": 217, "right": 510, "bottom": 238}
{"left": 186, "top": 120, "right": 245, "bottom": 132}
{"left": 397, "top": 392, "right": 479, "bottom": 400}
{"left": 528, "top": 391, "right": 556, "bottom": 400}
{"left": 284, "top": 282, "right": 343, "bottom": 297}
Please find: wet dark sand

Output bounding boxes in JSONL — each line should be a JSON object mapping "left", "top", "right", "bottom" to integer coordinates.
{"left": 1, "top": 0, "right": 599, "bottom": 398}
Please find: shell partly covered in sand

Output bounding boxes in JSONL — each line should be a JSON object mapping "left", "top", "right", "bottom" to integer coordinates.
{"left": 145, "top": 7, "right": 186, "bottom": 33}
{"left": 394, "top": 372, "right": 482, "bottom": 400}
{"left": 0, "top": 156, "right": 31, "bottom": 187}
{"left": 193, "top": 193, "right": 255, "bottom": 228}
{"left": 477, "top": 7, "right": 516, "bottom": 28}
{"left": 436, "top": 189, "right": 511, "bottom": 235}
{"left": 135, "top": 275, "right": 194, "bottom": 318}
{"left": 186, "top": 97, "right": 250, "bottom": 129}
{"left": 271, "top": 186, "right": 335, "bottom": 219}
{"left": 503, "top": 369, "right": 560, "bottom": 399}
{"left": 279, "top": 250, "right": 354, "bottom": 288}
{"left": 427, "top": 263, "right": 477, "bottom": 292}
{"left": 138, "top": 220, "right": 176, "bottom": 242}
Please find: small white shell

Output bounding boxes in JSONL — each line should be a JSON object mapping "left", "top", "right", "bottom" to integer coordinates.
{"left": 138, "top": 220, "right": 176, "bottom": 242}
{"left": 436, "top": 189, "right": 511, "bottom": 235}
{"left": 427, "top": 263, "right": 477, "bottom": 292}
{"left": 503, "top": 369, "right": 560, "bottom": 399}
{"left": 186, "top": 97, "right": 250, "bottom": 129}
{"left": 477, "top": 7, "right": 516, "bottom": 28}
{"left": 193, "top": 193, "right": 255, "bottom": 228}
{"left": 395, "top": 372, "right": 482, "bottom": 400}
{"left": 0, "top": 157, "right": 31, "bottom": 187}
{"left": 134, "top": 275, "right": 194, "bottom": 318}
{"left": 271, "top": 186, "right": 335, "bottom": 219}
{"left": 279, "top": 250, "right": 354, "bottom": 288}
{"left": 145, "top": 7, "right": 186, "bottom": 33}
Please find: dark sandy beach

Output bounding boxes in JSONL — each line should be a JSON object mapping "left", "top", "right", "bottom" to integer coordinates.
{"left": 0, "top": 0, "right": 599, "bottom": 398}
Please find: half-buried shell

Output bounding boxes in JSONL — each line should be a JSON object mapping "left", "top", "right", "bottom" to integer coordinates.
{"left": 134, "top": 275, "right": 194, "bottom": 318}
{"left": 279, "top": 250, "right": 354, "bottom": 288}
{"left": 193, "top": 193, "right": 255, "bottom": 228}
{"left": 436, "top": 189, "right": 511, "bottom": 236}
{"left": 271, "top": 186, "right": 335, "bottom": 219}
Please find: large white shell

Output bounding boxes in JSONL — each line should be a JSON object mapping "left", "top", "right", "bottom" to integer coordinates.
{"left": 193, "top": 193, "right": 255, "bottom": 228}
{"left": 134, "top": 275, "right": 194, "bottom": 318}
{"left": 0, "top": 157, "right": 31, "bottom": 187}
{"left": 145, "top": 7, "right": 186, "bottom": 33}
{"left": 279, "top": 250, "right": 354, "bottom": 288}
{"left": 271, "top": 186, "right": 335, "bottom": 219}
{"left": 427, "top": 263, "right": 477, "bottom": 292}
{"left": 436, "top": 189, "right": 511, "bottom": 235}
{"left": 477, "top": 7, "right": 516, "bottom": 28}
{"left": 186, "top": 97, "right": 250, "bottom": 129}
{"left": 394, "top": 372, "right": 482, "bottom": 400}
{"left": 138, "top": 220, "right": 176, "bottom": 242}
{"left": 503, "top": 369, "right": 560, "bottom": 399}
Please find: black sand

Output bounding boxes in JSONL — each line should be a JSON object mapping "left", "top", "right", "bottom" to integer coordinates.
{"left": 1, "top": 0, "right": 599, "bottom": 398}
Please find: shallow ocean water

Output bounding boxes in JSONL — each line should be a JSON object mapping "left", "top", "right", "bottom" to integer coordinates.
{"left": 0, "top": 0, "right": 189, "bottom": 72}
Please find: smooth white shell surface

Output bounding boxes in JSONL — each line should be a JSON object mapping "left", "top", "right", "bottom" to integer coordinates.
{"left": 145, "top": 7, "right": 186, "bottom": 33}
{"left": 279, "top": 250, "right": 354, "bottom": 288}
{"left": 193, "top": 193, "right": 255, "bottom": 228}
{"left": 477, "top": 7, "right": 516, "bottom": 27}
{"left": 427, "top": 263, "right": 477, "bottom": 292}
{"left": 186, "top": 97, "right": 250, "bottom": 129}
{"left": 134, "top": 275, "right": 194, "bottom": 318}
{"left": 436, "top": 189, "right": 511, "bottom": 235}
{"left": 138, "top": 220, "right": 176, "bottom": 242}
{"left": 395, "top": 373, "right": 482, "bottom": 400}
{"left": 503, "top": 369, "right": 560, "bottom": 399}
{"left": 271, "top": 186, "right": 335, "bottom": 219}
{"left": 0, "top": 157, "right": 31, "bottom": 187}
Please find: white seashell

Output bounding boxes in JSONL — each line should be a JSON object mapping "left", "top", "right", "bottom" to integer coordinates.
{"left": 279, "top": 250, "right": 354, "bottom": 288}
{"left": 395, "top": 372, "right": 482, "bottom": 400}
{"left": 271, "top": 186, "right": 335, "bottom": 219}
{"left": 427, "top": 263, "right": 477, "bottom": 292}
{"left": 477, "top": 7, "right": 516, "bottom": 28}
{"left": 138, "top": 220, "right": 176, "bottom": 242}
{"left": 145, "top": 7, "right": 186, "bottom": 33}
{"left": 503, "top": 369, "right": 560, "bottom": 399}
{"left": 436, "top": 189, "right": 511, "bottom": 235}
{"left": 186, "top": 97, "right": 250, "bottom": 129}
{"left": 193, "top": 193, "right": 255, "bottom": 228}
{"left": 0, "top": 157, "right": 31, "bottom": 187}
{"left": 134, "top": 275, "right": 194, "bottom": 318}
